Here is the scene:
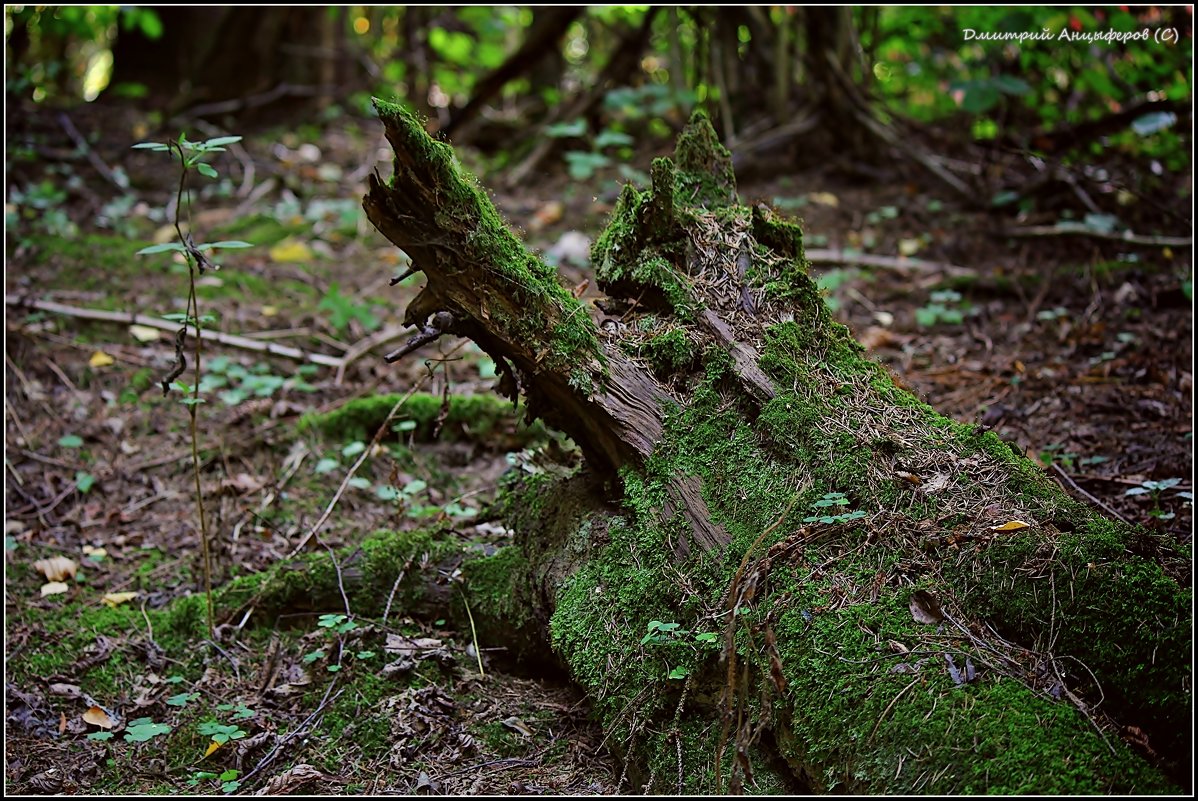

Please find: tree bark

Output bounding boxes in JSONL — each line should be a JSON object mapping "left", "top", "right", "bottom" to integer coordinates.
{"left": 352, "top": 102, "right": 1189, "bottom": 793}
{"left": 442, "top": 7, "right": 583, "bottom": 141}
{"left": 107, "top": 6, "right": 349, "bottom": 117}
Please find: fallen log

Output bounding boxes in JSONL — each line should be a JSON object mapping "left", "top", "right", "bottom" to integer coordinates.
{"left": 340, "top": 101, "right": 1189, "bottom": 793}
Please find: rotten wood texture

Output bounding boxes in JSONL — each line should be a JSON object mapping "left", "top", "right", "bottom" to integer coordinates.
{"left": 362, "top": 101, "right": 730, "bottom": 554}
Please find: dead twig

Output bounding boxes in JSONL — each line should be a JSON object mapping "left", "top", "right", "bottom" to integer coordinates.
{"left": 805, "top": 248, "right": 975, "bottom": 279}
{"left": 56, "top": 112, "right": 126, "bottom": 191}
{"left": 1049, "top": 463, "right": 1130, "bottom": 525}
{"left": 287, "top": 342, "right": 464, "bottom": 555}
{"left": 5, "top": 296, "right": 343, "bottom": 368}
{"left": 1003, "top": 226, "right": 1191, "bottom": 248}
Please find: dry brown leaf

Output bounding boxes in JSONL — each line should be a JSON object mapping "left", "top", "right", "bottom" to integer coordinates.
{"left": 34, "top": 556, "right": 78, "bottom": 581}
{"left": 82, "top": 705, "right": 114, "bottom": 729}
{"left": 501, "top": 716, "right": 534, "bottom": 737}
{"left": 857, "top": 326, "right": 898, "bottom": 351}
{"left": 909, "top": 590, "right": 944, "bottom": 625}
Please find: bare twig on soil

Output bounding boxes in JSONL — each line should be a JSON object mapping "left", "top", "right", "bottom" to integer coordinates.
{"left": 239, "top": 681, "right": 343, "bottom": 786}
{"left": 1049, "top": 463, "right": 1131, "bottom": 525}
{"left": 1002, "top": 226, "right": 1191, "bottom": 248}
{"left": 56, "top": 112, "right": 126, "bottom": 191}
{"left": 6, "top": 295, "right": 344, "bottom": 367}
{"left": 805, "top": 248, "right": 975, "bottom": 278}
{"left": 287, "top": 343, "right": 459, "bottom": 555}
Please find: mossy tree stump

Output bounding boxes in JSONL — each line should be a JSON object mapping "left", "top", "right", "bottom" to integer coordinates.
{"left": 359, "top": 100, "right": 1189, "bottom": 794}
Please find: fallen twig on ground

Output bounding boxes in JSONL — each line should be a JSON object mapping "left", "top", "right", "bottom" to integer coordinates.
{"left": 1003, "top": 226, "right": 1191, "bottom": 247}
{"left": 805, "top": 248, "right": 975, "bottom": 278}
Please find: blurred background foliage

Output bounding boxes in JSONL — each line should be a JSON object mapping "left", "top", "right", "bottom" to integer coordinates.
{"left": 4, "top": 5, "right": 1192, "bottom": 196}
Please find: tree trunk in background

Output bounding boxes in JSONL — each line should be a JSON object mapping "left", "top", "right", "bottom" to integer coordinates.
{"left": 350, "top": 101, "right": 1189, "bottom": 793}
{"left": 108, "top": 6, "right": 349, "bottom": 116}
{"left": 443, "top": 7, "right": 582, "bottom": 141}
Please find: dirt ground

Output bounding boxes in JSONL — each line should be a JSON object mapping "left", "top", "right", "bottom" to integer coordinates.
{"left": 4, "top": 99, "right": 1191, "bottom": 794}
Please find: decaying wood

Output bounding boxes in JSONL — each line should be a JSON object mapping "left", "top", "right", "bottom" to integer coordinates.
{"left": 354, "top": 102, "right": 1189, "bottom": 794}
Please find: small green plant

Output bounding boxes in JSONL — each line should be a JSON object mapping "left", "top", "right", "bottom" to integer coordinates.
{"left": 1037, "top": 443, "right": 1078, "bottom": 470}
{"left": 133, "top": 132, "right": 251, "bottom": 636}
{"left": 319, "top": 283, "right": 380, "bottom": 335}
{"left": 197, "top": 720, "right": 247, "bottom": 745}
{"left": 188, "top": 768, "right": 241, "bottom": 794}
{"left": 1125, "top": 477, "right": 1187, "bottom": 520}
{"left": 165, "top": 691, "right": 200, "bottom": 707}
{"left": 915, "top": 290, "right": 969, "bottom": 327}
{"left": 123, "top": 717, "right": 172, "bottom": 743}
{"left": 317, "top": 613, "right": 358, "bottom": 634}
{"left": 548, "top": 119, "right": 639, "bottom": 180}
{"left": 803, "top": 492, "right": 867, "bottom": 525}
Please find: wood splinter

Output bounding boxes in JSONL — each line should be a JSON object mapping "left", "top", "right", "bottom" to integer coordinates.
{"left": 383, "top": 311, "right": 456, "bottom": 363}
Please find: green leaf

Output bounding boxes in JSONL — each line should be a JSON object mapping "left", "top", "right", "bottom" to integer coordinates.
{"left": 327, "top": 664, "right": 342, "bottom": 673}
{"left": 166, "top": 692, "right": 199, "bottom": 707}
{"left": 347, "top": 477, "right": 372, "bottom": 490}
{"left": 403, "top": 479, "right": 428, "bottom": 495}
{"left": 131, "top": 142, "right": 170, "bottom": 151}
{"left": 314, "top": 457, "right": 340, "bottom": 474}
{"left": 87, "top": 731, "right": 115, "bottom": 741}
{"left": 195, "top": 163, "right": 219, "bottom": 179}
{"left": 208, "top": 240, "right": 252, "bottom": 249}
{"left": 341, "top": 441, "right": 367, "bottom": 458}
{"left": 75, "top": 471, "right": 96, "bottom": 494}
{"left": 137, "top": 242, "right": 187, "bottom": 255}
{"left": 594, "top": 129, "right": 634, "bottom": 149}
{"left": 58, "top": 434, "right": 84, "bottom": 448}
{"left": 1132, "top": 112, "right": 1177, "bottom": 136}
{"left": 202, "top": 136, "right": 243, "bottom": 148}
{"left": 318, "top": 613, "right": 347, "bottom": 628}
{"left": 302, "top": 650, "right": 324, "bottom": 663}
{"left": 393, "top": 419, "right": 418, "bottom": 433}
{"left": 356, "top": 651, "right": 376, "bottom": 659}
{"left": 545, "top": 119, "right": 587, "bottom": 138}
{"left": 124, "top": 720, "right": 172, "bottom": 742}
{"left": 667, "top": 665, "right": 690, "bottom": 680}
{"left": 376, "top": 485, "right": 401, "bottom": 501}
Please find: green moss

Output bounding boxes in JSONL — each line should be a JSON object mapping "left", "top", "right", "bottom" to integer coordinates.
{"left": 298, "top": 391, "right": 548, "bottom": 447}
{"left": 372, "top": 99, "right": 604, "bottom": 387}
{"left": 639, "top": 327, "right": 696, "bottom": 375}
{"left": 673, "top": 110, "right": 737, "bottom": 208}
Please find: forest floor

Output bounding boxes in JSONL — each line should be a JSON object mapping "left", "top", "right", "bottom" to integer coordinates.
{"left": 4, "top": 100, "right": 1192, "bottom": 794}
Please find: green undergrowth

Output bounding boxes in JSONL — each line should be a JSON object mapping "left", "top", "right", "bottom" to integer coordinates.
{"left": 298, "top": 391, "right": 551, "bottom": 449}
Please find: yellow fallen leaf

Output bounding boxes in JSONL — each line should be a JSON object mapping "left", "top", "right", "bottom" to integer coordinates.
{"left": 83, "top": 705, "right": 115, "bottom": 729}
{"left": 898, "top": 238, "right": 922, "bottom": 256}
{"left": 204, "top": 740, "right": 222, "bottom": 758}
{"left": 990, "top": 520, "right": 1031, "bottom": 532}
{"left": 269, "top": 239, "right": 313, "bottom": 263}
{"left": 808, "top": 191, "right": 839, "bottom": 207}
{"left": 34, "top": 556, "right": 78, "bottom": 581}
{"left": 89, "top": 351, "right": 115, "bottom": 368}
{"left": 128, "top": 325, "right": 161, "bottom": 343}
{"left": 41, "top": 581, "right": 70, "bottom": 596}
{"left": 261, "top": 305, "right": 279, "bottom": 317}
{"left": 102, "top": 591, "right": 139, "bottom": 607}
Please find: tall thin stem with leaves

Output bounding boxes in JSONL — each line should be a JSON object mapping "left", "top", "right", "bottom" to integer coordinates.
{"left": 132, "top": 134, "right": 252, "bottom": 636}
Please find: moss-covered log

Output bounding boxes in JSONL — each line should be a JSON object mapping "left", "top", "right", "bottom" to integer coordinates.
{"left": 359, "top": 100, "right": 1190, "bottom": 793}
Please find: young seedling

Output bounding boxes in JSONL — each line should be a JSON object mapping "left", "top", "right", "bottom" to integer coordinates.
{"left": 132, "top": 133, "right": 251, "bottom": 635}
